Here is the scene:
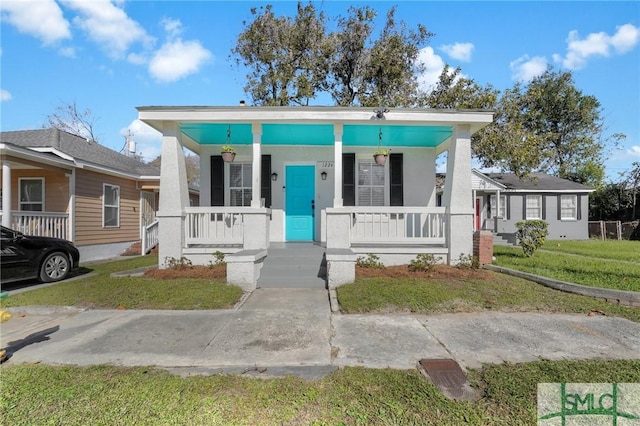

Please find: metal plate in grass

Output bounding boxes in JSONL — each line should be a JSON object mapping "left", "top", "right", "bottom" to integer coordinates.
{"left": 418, "top": 358, "right": 477, "bottom": 400}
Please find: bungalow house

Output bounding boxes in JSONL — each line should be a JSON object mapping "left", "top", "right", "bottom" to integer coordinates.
{"left": 0, "top": 128, "right": 162, "bottom": 261}
{"left": 136, "top": 106, "right": 494, "bottom": 289}
{"left": 437, "top": 170, "right": 594, "bottom": 243}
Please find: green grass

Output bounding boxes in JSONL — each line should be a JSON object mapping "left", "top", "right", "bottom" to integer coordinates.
{"left": 0, "top": 255, "right": 243, "bottom": 310}
{"left": 2, "top": 360, "right": 639, "bottom": 425}
{"left": 494, "top": 245, "right": 640, "bottom": 292}
{"left": 337, "top": 271, "right": 640, "bottom": 322}
{"left": 541, "top": 239, "right": 640, "bottom": 262}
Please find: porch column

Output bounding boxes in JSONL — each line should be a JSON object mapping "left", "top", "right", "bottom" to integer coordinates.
{"left": 333, "top": 123, "right": 343, "bottom": 207}
{"left": 2, "top": 160, "right": 11, "bottom": 227}
{"left": 67, "top": 169, "right": 75, "bottom": 242}
{"left": 443, "top": 124, "right": 474, "bottom": 264}
{"left": 156, "top": 121, "right": 189, "bottom": 267}
{"left": 251, "top": 123, "right": 262, "bottom": 208}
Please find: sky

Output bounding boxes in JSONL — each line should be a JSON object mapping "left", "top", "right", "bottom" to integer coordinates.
{"left": 1, "top": 0, "right": 639, "bottom": 181}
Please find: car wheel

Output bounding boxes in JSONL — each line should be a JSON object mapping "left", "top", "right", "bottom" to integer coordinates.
{"left": 39, "top": 252, "right": 70, "bottom": 283}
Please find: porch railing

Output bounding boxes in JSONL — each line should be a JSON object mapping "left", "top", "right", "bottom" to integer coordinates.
{"left": 141, "top": 220, "right": 160, "bottom": 254}
{"left": 344, "top": 207, "right": 446, "bottom": 245}
{"left": 184, "top": 207, "right": 244, "bottom": 246}
{"left": 2, "top": 211, "right": 70, "bottom": 240}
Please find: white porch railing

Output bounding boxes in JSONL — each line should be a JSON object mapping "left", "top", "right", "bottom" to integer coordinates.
{"left": 141, "top": 220, "right": 159, "bottom": 254}
{"left": 2, "top": 211, "right": 70, "bottom": 240}
{"left": 343, "top": 207, "right": 447, "bottom": 245}
{"left": 184, "top": 207, "right": 245, "bottom": 246}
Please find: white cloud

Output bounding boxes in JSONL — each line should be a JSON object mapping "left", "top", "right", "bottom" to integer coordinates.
{"left": 1, "top": 89, "right": 12, "bottom": 101}
{"left": 0, "top": 0, "right": 71, "bottom": 45}
{"left": 58, "top": 46, "right": 76, "bottom": 58}
{"left": 161, "top": 18, "right": 183, "bottom": 40}
{"left": 416, "top": 46, "right": 446, "bottom": 92}
{"left": 628, "top": 146, "right": 640, "bottom": 158}
{"left": 122, "top": 120, "right": 162, "bottom": 162}
{"left": 510, "top": 55, "right": 548, "bottom": 82}
{"left": 149, "top": 39, "right": 212, "bottom": 83}
{"left": 440, "top": 42, "right": 474, "bottom": 62}
{"left": 555, "top": 23, "right": 640, "bottom": 70}
{"left": 62, "top": 0, "right": 153, "bottom": 58}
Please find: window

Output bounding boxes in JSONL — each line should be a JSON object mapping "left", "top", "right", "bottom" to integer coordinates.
{"left": 525, "top": 195, "right": 542, "bottom": 219}
{"left": 560, "top": 195, "right": 577, "bottom": 220}
{"left": 490, "top": 194, "right": 506, "bottom": 218}
{"left": 357, "top": 159, "right": 385, "bottom": 206}
{"left": 229, "top": 162, "right": 252, "bottom": 207}
{"left": 103, "top": 184, "right": 120, "bottom": 227}
{"left": 19, "top": 178, "right": 44, "bottom": 211}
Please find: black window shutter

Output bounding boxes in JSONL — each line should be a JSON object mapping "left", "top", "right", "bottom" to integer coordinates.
{"left": 557, "top": 195, "right": 562, "bottom": 220}
{"left": 210, "top": 155, "right": 224, "bottom": 206}
{"left": 261, "top": 155, "right": 272, "bottom": 208}
{"left": 389, "top": 153, "right": 403, "bottom": 206}
{"left": 577, "top": 195, "right": 582, "bottom": 220}
{"left": 542, "top": 195, "right": 546, "bottom": 220}
{"left": 343, "top": 153, "right": 355, "bottom": 206}
{"left": 506, "top": 195, "right": 511, "bottom": 220}
{"left": 522, "top": 196, "right": 527, "bottom": 220}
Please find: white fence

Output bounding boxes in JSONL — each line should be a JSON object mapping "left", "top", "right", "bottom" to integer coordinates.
{"left": 141, "top": 220, "right": 160, "bottom": 254}
{"left": 2, "top": 211, "right": 69, "bottom": 240}
{"left": 344, "top": 207, "right": 447, "bottom": 245}
{"left": 184, "top": 207, "right": 244, "bottom": 245}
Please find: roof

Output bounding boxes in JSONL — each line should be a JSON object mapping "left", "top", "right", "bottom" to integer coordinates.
{"left": 485, "top": 173, "right": 594, "bottom": 192}
{"left": 0, "top": 128, "right": 159, "bottom": 177}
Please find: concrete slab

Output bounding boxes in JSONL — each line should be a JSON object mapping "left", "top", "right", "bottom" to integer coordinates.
{"left": 258, "top": 243, "right": 326, "bottom": 289}
{"left": 331, "top": 314, "right": 450, "bottom": 369}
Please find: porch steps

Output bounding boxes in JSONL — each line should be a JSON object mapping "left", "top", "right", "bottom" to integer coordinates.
{"left": 257, "top": 243, "right": 327, "bottom": 289}
{"left": 493, "top": 233, "right": 516, "bottom": 246}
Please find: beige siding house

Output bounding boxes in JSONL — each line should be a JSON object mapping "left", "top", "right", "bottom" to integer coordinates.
{"left": 1, "top": 129, "right": 162, "bottom": 261}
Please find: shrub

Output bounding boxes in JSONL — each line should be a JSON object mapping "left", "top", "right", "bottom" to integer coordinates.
{"left": 515, "top": 220, "right": 549, "bottom": 257}
{"left": 211, "top": 250, "right": 226, "bottom": 267}
{"left": 164, "top": 256, "right": 193, "bottom": 270}
{"left": 356, "top": 253, "right": 384, "bottom": 269}
{"left": 408, "top": 253, "right": 439, "bottom": 272}
{"left": 456, "top": 253, "right": 480, "bottom": 269}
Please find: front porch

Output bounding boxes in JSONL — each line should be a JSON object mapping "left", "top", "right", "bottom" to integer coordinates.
{"left": 137, "top": 106, "right": 493, "bottom": 289}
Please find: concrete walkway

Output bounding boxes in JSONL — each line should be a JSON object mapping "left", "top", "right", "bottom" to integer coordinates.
{"left": 257, "top": 243, "right": 326, "bottom": 289}
{"left": 2, "top": 288, "right": 640, "bottom": 378}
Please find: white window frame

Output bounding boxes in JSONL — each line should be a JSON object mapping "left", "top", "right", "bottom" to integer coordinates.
{"left": 490, "top": 194, "right": 506, "bottom": 218}
{"left": 18, "top": 177, "right": 45, "bottom": 211}
{"left": 560, "top": 194, "right": 577, "bottom": 220}
{"left": 525, "top": 195, "right": 542, "bottom": 220}
{"left": 356, "top": 157, "right": 387, "bottom": 206}
{"left": 103, "top": 183, "right": 120, "bottom": 228}
{"left": 227, "top": 161, "right": 253, "bottom": 207}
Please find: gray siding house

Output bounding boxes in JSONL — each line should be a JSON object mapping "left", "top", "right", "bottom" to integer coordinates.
{"left": 438, "top": 170, "right": 594, "bottom": 241}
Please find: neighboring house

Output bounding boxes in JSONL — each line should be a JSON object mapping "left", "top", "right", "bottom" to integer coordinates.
{"left": 137, "top": 106, "right": 494, "bottom": 289}
{"left": 0, "top": 128, "right": 161, "bottom": 262}
{"left": 437, "top": 170, "right": 594, "bottom": 242}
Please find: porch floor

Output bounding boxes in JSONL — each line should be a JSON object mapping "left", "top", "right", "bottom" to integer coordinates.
{"left": 257, "top": 243, "right": 327, "bottom": 289}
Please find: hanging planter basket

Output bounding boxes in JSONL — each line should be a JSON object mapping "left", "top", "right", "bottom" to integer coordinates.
{"left": 221, "top": 151, "right": 236, "bottom": 163}
{"left": 373, "top": 153, "right": 388, "bottom": 165}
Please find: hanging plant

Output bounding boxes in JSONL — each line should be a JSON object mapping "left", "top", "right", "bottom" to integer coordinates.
{"left": 221, "top": 126, "right": 236, "bottom": 162}
{"left": 373, "top": 127, "right": 390, "bottom": 165}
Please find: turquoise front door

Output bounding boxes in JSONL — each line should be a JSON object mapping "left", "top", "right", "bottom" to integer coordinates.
{"left": 285, "top": 165, "right": 315, "bottom": 241}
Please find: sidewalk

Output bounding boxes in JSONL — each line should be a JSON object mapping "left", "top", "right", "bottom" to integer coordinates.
{"left": 2, "top": 288, "right": 640, "bottom": 377}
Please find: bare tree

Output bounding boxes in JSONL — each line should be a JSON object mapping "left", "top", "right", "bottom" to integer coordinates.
{"left": 46, "top": 100, "right": 100, "bottom": 142}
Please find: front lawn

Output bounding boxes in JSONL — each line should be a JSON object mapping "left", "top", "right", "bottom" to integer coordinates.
{"left": 2, "top": 360, "right": 639, "bottom": 425}
{"left": 493, "top": 245, "right": 640, "bottom": 292}
{"left": 0, "top": 255, "right": 244, "bottom": 310}
{"left": 337, "top": 265, "right": 640, "bottom": 322}
{"left": 541, "top": 239, "right": 640, "bottom": 262}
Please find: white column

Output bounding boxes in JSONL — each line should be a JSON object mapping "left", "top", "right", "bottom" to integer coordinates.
{"left": 251, "top": 123, "right": 262, "bottom": 208}
{"left": 333, "top": 123, "right": 343, "bottom": 207}
{"left": 157, "top": 121, "right": 189, "bottom": 267}
{"left": 2, "top": 160, "right": 11, "bottom": 228}
{"left": 443, "top": 125, "right": 474, "bottom": 264}
{"left": 67, "top": 169, "right": 75, "bottom": 242}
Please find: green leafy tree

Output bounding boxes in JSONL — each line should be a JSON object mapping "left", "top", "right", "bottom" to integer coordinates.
{"left": 422, "top": 65, "right": 498, "bottom": 109}
{"left": 474, "top": 69, "right": 610, "bottom": 185}
{"left": 232, "top": 3, "right": 330, "bottom": 106}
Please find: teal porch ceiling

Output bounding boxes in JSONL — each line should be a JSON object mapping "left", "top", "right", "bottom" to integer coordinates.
{"left": 180, "top": 123, "right": 452, "bottom": 148}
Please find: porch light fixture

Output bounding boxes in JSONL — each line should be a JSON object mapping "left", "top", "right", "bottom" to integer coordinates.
{"left": 271, "top": 172, "right": 278, "bottom": 181}
{"left": 373, "top": 108, "right": 388, "bottom": 120}
{"left": 321, "top": 171, "right": 327, "bottom": 180}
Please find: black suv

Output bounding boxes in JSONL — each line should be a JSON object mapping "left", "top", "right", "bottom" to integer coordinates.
{"left": 1, "top": 226, "right": 80, "bottom": 284}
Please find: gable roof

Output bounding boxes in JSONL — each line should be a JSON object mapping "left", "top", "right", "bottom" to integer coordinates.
{"left": 0, "top": 128, "right": 159, "bottom": 177}
{"left": 485, "top": 172, "right": 594, "bottom": 192}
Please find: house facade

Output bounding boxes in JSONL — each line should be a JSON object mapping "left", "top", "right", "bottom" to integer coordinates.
{"left": 138, "top": 106, "right": 494, "bottom": 289}
{"left": 1, "top": 129, "right": 161, "bottom": 261}
{"left": 438, "top": 170, "right": 593, "bottom": 242}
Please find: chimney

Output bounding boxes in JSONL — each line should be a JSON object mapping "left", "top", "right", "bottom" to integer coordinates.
{"left": 239, "top": 100, "right": 246, "bottom": 106}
